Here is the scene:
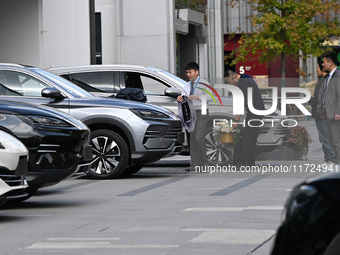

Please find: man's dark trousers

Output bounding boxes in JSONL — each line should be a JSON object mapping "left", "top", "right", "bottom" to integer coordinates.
{"left": 188, "top": 110, "right": 209, "bottom": 167}
{"left": 236, "top": 115, "right": 262, "bottom": 165}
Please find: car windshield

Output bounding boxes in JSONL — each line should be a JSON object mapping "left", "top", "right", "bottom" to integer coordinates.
{"left": 147, "top": 67, "right": 186, "bottom": 88}
{"left": 32, "top": 68, "right": 95, "bottom": 98}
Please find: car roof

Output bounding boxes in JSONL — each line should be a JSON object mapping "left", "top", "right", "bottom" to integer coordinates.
{"left": 48, "top": 64, "right": 154, "bottom": 74}
{"left": 48, "top": 64, "right": 188, "bottom": 89}
{"left": 0, "top": 63, "right": 34, "bottom": 69}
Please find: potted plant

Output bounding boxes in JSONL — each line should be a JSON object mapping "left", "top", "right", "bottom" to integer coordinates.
{"left": 213, "top": 120, "right": 240, "bottom": 144}
{"left": 288, "top": 126, "right": 312, "bottom": 159}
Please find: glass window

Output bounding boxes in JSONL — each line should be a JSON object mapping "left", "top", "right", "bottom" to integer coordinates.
{"left": 140, "top": 75, "right": 169, "bottom": 95}
{"left": 124, "top": 72, "right": 169, "bottom": 95}
{"left": 124, "top": 72, "right": 143, "bottom": 90}
{"left": 0, "top": 70, "right": 48, "bottom": 97}
{"left": 33, "top": 68, "right": 93, "bottom": 98}
{"left": 72, "top": 71, "right": 114, "bottom": 93}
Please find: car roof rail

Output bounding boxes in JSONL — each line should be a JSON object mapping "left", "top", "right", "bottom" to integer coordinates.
{"left": 0, "top": 63, "right": 34, "bottom": 68}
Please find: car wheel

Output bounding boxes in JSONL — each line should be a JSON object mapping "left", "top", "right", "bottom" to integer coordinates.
{"left": 88, "top": 129, "right": 129, "bottom": 179}
{"left": 123, "top": 166, "right": 143, "bottom": 176}
{"left": 205, "top": 131, "right": 234, "bottom": 165}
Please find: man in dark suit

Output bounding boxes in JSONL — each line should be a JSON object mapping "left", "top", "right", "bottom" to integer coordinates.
{"left": 310, "top": 61, "right": 335, "bottom": 165}
{"left": 224, "top": 70, "right": 265, "bottom": 167}
{"left": 318, "top": 51, "right": 340, "bottom": 164}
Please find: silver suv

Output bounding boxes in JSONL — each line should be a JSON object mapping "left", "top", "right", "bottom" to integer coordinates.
{"left": 0, "top": 63, "right": 184, "bottom": 178}
{"left": 49, "top": 64, "right": 289, "bottom": 163}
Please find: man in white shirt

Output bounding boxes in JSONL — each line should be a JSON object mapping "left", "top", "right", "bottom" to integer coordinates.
{"left": 177, "top": 62, "right": 210, "bottom": 169}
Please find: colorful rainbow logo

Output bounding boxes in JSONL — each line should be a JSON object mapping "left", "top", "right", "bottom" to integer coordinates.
{"left": 197, "top": 82, "right": 223, "bottom": 106}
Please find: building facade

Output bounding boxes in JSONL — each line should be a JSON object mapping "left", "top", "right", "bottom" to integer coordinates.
{"left": 0, "top": 0, "right": 224, "bottom": 83}
{"left": 0, "top": 0, "right": 338, "bottom": 85}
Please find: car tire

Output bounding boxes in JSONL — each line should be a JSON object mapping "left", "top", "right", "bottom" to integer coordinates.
{"left": 205, "top": 130, "right": 235, "bottom": 165}
{"left": 88, "top": 129, "right": 129, "bottom": 179}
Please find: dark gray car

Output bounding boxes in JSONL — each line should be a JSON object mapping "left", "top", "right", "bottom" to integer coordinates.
{"left": 0, "top": 63, "right": 184, "bottom": 178}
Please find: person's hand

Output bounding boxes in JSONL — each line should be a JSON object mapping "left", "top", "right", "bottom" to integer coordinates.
{"left": 188, "top": 95, "right": 198, "bottom": 100}
{"left": 335, "top": 114, "right": 340, "bottom": 121}
{"left": 232, "top": 115, "right": 242, "bottom": 129}
{"left": 177, "top": 96, "right": 183, "bottom": 102}
{"left": 320, "top": 115, "right": 326, "bottom": 119}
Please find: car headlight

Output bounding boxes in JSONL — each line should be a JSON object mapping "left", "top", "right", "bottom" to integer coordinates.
{"left": 130, "top": 109, "right": 169, "bottom": 119}
{"left": 0, "top": 136, "right": 27, "bottom": 151}
{"left": 18, "top": 115, "right": 71, "bottom": 127}
{"left": 282, "top": 184, "right": 318, "bottom": 222}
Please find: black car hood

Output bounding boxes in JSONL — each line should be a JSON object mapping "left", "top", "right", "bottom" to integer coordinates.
{"left": 304, "top": 172, "right": 340, "bottom": 201}
{"left": 0, "top": 100, "right": 80, "bottom": 122}
{"left": 67, "top": 97, "right": 175, "bottom": 115}
{"left": 305, "top": 172, "right": 340, "bottom": 184}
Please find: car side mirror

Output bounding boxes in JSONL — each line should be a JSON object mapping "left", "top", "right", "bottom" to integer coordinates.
{"left": 164, "top": 87, "right": 181, "bottom": 97}
{"left": 41, "top": 87, "right": 64, "bottom": 99}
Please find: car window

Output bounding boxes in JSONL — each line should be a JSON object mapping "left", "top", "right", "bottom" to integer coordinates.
{"left": 124, "top": 72, "right": 169, "bottom": 95}
{"left": 72, "top": 71, "right": 115, "bottom": 93}
{"left": 140, "top": 75, "right": 169, "bottom": 95}
{"left": 33, "top": 68, "right": 94, "bottom": 98}
{"left": 124, "top": 72, "right": 143, "bottom": 90}
{"left": 147, "top": 67, "right": 187, "bottom": 88}
{"left": 0, "top": 70, "right": 48, "bottom": 97}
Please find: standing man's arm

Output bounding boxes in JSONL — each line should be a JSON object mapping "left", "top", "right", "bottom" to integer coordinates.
{"left": 334, "top": 72, "right": 340, "bottom": 120}
{"left": 177, "top": 83, "right": 190, "bottom": 103}
{"left": 232, "top": 114, "right": 242, "bottom": 129}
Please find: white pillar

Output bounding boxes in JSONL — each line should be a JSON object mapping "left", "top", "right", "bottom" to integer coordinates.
{"left": 207, "top": 0, "right": 224, "bottom": 84}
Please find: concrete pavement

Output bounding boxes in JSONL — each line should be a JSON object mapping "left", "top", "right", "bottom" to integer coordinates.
{"left": 151, "top": 118, "right": 325, "bottom": 255}
{"left": 0, "top": 119, "right": 326, "bottom": 255}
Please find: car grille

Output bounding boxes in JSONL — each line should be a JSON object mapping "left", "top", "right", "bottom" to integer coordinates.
{"left": 259, "top": 123, "right": 288, "bottom": 136}
{"left": 145, "top": 121, "right": 182, "bottom": 140}
{"left": 165, "top": 125, "right": 183, "bottom": 139}
{"left": 274, "top": 124, "right": 288, "bottom": 136}
{"left": 259, "top": 126, "right": 270, "bottom": 134}
{"left": 37, "top": 143, "right": 60, "bottom": 153}
{"left": 144, "top": 125, "right": 168, "bottom": 138}
{"left": 0, "top": 169, "right": 25, "bottom": 187}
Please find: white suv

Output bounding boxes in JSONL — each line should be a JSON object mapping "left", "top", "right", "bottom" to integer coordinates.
{"left": 0, "top": 130, "right": 28, "bottom": 205}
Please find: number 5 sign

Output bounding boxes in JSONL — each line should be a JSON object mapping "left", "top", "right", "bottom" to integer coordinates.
{"left": 239, "top": 66, "right": 245, "bottom": 74}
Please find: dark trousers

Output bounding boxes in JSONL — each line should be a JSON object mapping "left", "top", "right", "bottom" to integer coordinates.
{"left": 316, "top": 119, "right": 335, "bottom": 163}
{"left": 235, "top": 116, "right": 262, "bottom": 165}
{"left": 327, "top": 119, "right": 340, "bottom": 163}
{"left": 188, "top": 110, "right": 209, "bottom": 166}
